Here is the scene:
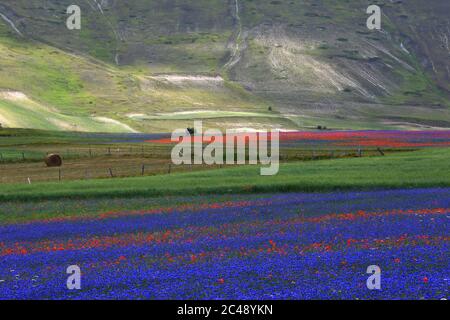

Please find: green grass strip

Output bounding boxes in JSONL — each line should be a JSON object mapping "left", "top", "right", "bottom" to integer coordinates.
{"left": 0, "top": 148, "right": 449, "bottom": 202}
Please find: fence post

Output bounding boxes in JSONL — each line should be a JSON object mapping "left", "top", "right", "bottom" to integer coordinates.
{"left": 141, "top": 164, "right": 145, "bottom": 176}
{"left": 377, "top": 147, "right": 385, "bottom": 156}
{"left": 109, "top": 168, "right": 114, "bottom": 178}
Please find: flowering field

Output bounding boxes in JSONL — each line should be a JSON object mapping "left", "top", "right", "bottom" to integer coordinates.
{"left": 148, "top": 130, "right": 450, "bottom": 149}
{"left": 0, "top": 188, "right": 448, "bottom": 300}
{"left": 279, "top": 130, "right": 450, "bottom": 148}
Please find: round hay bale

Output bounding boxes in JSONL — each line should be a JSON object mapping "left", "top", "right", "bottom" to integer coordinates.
{"left": 45, "top": 154, "right": 62, "bottom": 167}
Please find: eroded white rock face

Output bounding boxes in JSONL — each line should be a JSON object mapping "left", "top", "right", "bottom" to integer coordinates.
{"left": 251, "top": 25, "right": 375, "bottom": 98}
{"left": 93, "top": 117, "right": 139, "bottom": 133}
{"left": 150, "top": 75, "right": 224, "bottom": 88}
{"left": 0, "top": 91, "right": 29, "bottom": 101}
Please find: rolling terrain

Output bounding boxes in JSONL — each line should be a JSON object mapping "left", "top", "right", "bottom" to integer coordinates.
{"left": 1, "top": 147, "right": 449, "bottom": 202}
{"left": 1, "top": 1, "right": 449, "bottom": 301}
{"left": 0, "top": 0, "right": 449, "bottom": 132}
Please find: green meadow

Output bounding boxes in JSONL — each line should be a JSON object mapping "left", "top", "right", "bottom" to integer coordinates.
{"left": 1, "top": 147, "right": 449, "bottom": 203}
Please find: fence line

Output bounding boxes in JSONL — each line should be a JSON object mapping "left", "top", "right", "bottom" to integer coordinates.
{"left": 0, "top": 147, "right": 391, "bottom": 184}
{"left": 0, "top": 145, "right": 174, "bottom": 163}
{"left": 9, "top": 162, "right": 227, "bottom": 184}
{"left": 0, "top": 146, "right": 391, "bottom": 164}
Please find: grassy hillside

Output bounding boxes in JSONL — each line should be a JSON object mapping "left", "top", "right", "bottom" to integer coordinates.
{"left": 0, "top": 20, "right": 286, "bottom": 132}
{"left": 1, "top": 147, "right": 449, "bottom": 202}
{"left": 0, "top": 0, "right": 449, "bottom": 131}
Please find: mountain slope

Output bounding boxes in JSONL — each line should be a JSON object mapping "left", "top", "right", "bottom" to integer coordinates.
{"left": 0, "top": 16, "right": 286, "bottom": 132}
{"left": 0, "top": 0, "right": 449, "bottom": 132}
